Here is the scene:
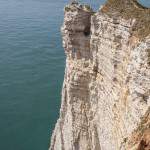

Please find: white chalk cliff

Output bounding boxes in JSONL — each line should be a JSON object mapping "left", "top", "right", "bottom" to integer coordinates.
{"left": 50, "top": 0, "right": 150, "bottom": 149}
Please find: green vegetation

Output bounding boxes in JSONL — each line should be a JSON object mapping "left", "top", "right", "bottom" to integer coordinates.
{"left": 64, "top": 5, "right": 77, "bottom": 12}
{"left": 83, "top": 5, "right": 93, "bottom": 12}
{"left": 65, "top": 6, "right": 71, "bottom": 12}
{"left": 101, "top": 0, "right": 150, "bottom": 39}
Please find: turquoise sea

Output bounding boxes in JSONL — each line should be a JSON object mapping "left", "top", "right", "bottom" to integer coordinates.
{"left": 0, "top": 0, "right": 149, "bottom": 150}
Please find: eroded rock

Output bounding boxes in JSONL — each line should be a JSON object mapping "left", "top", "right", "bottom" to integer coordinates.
{"left": 50, "top": 1, "right": 150, "bottom": 150}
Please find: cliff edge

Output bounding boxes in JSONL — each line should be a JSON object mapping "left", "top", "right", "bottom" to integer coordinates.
{"left": 50, "top": 0, "right": 150, "bottom": 149}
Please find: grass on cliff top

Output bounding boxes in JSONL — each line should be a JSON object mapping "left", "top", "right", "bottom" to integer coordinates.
{"left": 64, "top": 4, "right": 93, "bottom": 13}
{"left": 101, "top": 0, "right": 150, "bottom": 39}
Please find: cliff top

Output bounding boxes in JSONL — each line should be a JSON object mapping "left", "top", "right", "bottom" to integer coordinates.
{"left": 64, "top": 0, "right": 150, "bottom": 40}
{"left": 65, "top": 2, "right": 93, "bottom": 13}
{"left": 101, "top": 0, "right": 150, "bottom": 39}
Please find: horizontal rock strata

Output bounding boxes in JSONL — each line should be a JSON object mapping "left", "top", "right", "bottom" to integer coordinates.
{"left": 50, "top": 0, "right": 150, "bottom": 150}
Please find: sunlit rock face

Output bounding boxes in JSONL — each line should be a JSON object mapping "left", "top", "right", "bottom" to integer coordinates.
{"left": 50, "top": 1, "right": 150, "bottom": 150}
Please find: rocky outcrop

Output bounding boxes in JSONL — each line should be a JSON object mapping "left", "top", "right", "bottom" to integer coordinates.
{"left": 50, "top": 0, "right": 150, "bottom": 150}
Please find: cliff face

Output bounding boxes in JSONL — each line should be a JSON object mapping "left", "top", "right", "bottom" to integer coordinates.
{"left": 50, "top": 1, "right": 150, "bottom": 150}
